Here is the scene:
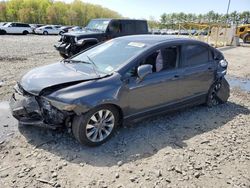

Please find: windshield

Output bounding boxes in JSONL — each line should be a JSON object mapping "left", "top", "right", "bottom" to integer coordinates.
{"left": 71, "top": 39, "right": 147, "bottom": 74}
{"left": 85, "top": 20, "right": 110, "bottom": 32}
{"left": 3, "top": 23, "right": 11, "bottom": 27}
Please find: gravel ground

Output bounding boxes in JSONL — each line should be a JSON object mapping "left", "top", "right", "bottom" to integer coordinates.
{"left": 0, "top": 35, "right": 250, "bottom": 188}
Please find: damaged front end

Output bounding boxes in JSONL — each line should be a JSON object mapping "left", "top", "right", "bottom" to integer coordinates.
{"left": 10, "top": 83, "right": 71, "bottom": 129}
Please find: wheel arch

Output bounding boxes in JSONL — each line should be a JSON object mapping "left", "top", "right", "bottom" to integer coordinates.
{"left": 83, "top": 102, "right": 124, "bottom": 125}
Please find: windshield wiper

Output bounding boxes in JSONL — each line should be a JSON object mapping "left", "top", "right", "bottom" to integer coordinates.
{"left": 86, "top": 55, "right": 100, "bottom": 78}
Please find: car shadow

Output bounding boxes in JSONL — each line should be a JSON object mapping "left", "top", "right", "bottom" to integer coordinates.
{"left": 18, "top": 101, "right": 250, "bottom": 167}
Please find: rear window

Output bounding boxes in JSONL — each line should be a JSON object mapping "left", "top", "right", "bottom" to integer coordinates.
{"left": 183, "top": 44, "right": 209, "bottom": 67}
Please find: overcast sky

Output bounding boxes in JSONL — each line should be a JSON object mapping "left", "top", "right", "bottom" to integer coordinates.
{"left": 61, "top": 0, "right": 250, "bottom": 20}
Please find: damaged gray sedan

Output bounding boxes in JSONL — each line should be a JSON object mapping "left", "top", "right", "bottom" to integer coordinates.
{"left": 10, "top": 35, "right": 230, "bottom": 146}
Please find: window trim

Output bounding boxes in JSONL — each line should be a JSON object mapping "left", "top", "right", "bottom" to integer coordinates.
{"left": 124, "top": 44, "right": 182, "bottom": 78}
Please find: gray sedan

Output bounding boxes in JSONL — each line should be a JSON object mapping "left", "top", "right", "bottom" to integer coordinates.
{"left": 10, "top": 35, "right": 229, "bottom": 146}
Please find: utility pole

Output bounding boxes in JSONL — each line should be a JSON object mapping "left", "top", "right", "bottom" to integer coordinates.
{"left": 226, "top": 0, "right": 231, "bottom": 23}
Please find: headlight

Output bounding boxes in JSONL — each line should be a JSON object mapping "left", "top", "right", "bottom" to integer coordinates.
{"left": 219, "top": 59, "right": 228, "bottom": 68}
{"left": 74, "top": 37, "right": 78, "bottom": 43}
{"left": 40, "top": 97, "right": 52, "bottom": 110}
{"left": 41, "top": 97, "right": 77, "bottom": 111}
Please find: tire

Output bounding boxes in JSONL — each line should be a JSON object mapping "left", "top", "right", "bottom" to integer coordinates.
{"left": 0, "top": 30, "right": 6, "bottom": 35}
{"left": 23, "top": 30, "right": 29, "bottom": 35}
{"left": 59, "top": 31, "right": 63, "bottom": 35}
{"left": 243, "top": 33, "right": 250, "bottom": 43}
{"left": 206, "top": 81, "right": 222, "bottom": 107}
{"left": 72, "top": 105, "right": 120, "bottom": 146}
{"left": 43, "top": 31, "right": 48, "bottom": 35}
{"left": 59, "top": 52, "right": 68, "bottom": 59}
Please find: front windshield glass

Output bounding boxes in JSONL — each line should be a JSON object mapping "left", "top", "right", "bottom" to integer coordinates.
{"left": 85, "top": 20, "right": 110, "bottom": 32}
{"left": 71, "top": 39, "right": 147, "bottom": 74}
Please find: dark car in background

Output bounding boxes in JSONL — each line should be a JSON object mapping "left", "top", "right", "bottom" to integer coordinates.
{"left": 54, "top": 18, "right": 149, "bottom": 58}
{"left": 10, "top": 35, "right": 229, "bottom": 146}
{"left": 60, "top": 26, "right": 74, "bottom": 33}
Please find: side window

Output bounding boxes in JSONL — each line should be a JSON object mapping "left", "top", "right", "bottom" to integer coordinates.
{"left": 122, "top": 22, "right": 136, "bottom": 34}
{"left": 22, "top": 24, "right": 30, "bottom": 27}
{"left": 109, "top": 21, "right": 122, "bottom": 34}
{"left": 135, "top": 21, "right": 147, "bottom": 33}
{"left": 45, "top": 27, "right": 52, "bottom": 29}
{"left": 126, "top": 46, "right": 180, "bottom": 77}
{"left": 183, "top": 45, "right": 209, "bottom": 67}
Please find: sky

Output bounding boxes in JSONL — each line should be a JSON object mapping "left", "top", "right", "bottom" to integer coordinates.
{"left": 62, "top": 0, "right": 250, "bottom": 20}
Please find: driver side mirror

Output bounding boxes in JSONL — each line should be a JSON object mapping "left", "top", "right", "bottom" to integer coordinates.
{"left": 137, "top": 64, "right": 153, "bottom": 81}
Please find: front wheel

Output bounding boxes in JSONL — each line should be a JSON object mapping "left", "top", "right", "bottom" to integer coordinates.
{"left": 43, "top": 31, "right": 48, "bottom": 35}
{"left": 72, "top": 105, "right": 120, "bottom": 146}
{"left": 0, "top": 30, "right": 6, "bottom": 35}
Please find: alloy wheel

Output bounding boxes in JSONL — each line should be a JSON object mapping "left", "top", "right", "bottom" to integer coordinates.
{"left": 85, "top": 109, "right": 115, "bottom": 142}
{"left": 210, "top": 82, "right": 221, "bottom": 106}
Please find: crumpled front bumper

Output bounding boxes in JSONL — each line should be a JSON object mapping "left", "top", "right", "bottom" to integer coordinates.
{"left": 10, "top": 87, "right": 66, "bottom": 128}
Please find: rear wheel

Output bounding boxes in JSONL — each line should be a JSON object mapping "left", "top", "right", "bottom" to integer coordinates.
{"left": 23, "top": 30, "right": 29, "bottom": 35}
{"left": 72, "top": 105, "right": 120, "bottom": 146}
{"left": 206, "top": 81, "right": 222, "bottom": 107}
{"left": 243, "top": 33, "right": 250, "bottom": 43}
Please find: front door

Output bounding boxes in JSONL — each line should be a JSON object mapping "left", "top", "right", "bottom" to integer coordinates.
{"left": 125, "top": 45, "right": 183, "bottom": 117}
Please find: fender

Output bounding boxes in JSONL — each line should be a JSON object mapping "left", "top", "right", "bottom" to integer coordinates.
{"left": 75, "top": 38, "right": 99, "bottom": 46}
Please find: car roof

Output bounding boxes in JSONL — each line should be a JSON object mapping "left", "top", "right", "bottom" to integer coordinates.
{"left": 90, "top": 18, "right": 147, "bottom": 22}
{"left": 114, "top": 34, "right": 207, "bottom": 46}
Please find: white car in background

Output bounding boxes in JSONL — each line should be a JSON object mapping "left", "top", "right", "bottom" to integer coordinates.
{"left": 0, "top": 22, "right": 32, "bottom": 35}
{"left": 35, "top": 25, "right": 64, "bottom": 35}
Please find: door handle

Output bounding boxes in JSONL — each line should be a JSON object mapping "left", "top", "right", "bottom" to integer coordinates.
{"left": 208, "top": 67, "right": 213, "bottom": 70}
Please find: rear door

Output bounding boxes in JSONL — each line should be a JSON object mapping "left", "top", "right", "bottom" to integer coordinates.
{"left": 179, "top": 43, "right": 215, "bottom": 99}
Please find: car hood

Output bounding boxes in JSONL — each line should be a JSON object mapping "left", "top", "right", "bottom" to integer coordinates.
{"left": 20, "top": 62, "right": 102, "bottom": 96}
{"left": 64, "top": 29, "right": 104, "bottom": 38}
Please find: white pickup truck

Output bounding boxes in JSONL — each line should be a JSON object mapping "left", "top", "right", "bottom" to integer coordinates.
{"left": 0, "top": 22, "right": 32, "bottom": 35}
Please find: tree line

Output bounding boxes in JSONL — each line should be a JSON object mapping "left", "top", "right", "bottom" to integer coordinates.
{"left": 148, "top": 11, "right": 250, "bottom": 29}
{"left": 0, "top": 0, "right": 121, "bottom": 26}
